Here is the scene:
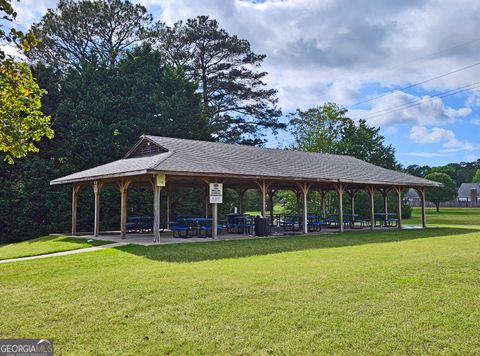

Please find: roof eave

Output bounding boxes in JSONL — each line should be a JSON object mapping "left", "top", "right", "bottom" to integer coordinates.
{"left": 49, "top": 169, "right": 443, "bottom": 188}
{"left": 146, "top": 169, "right": 443, "bottom": 187}
{"left": 50, "top": 169, "right": 150, "bottom": 186}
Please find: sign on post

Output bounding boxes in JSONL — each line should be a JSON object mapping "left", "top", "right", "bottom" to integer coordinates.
{"left": 156, "top": 174, "right": 166, "bottom": 187}
{"left": 93, "top": 180, "right": 98, "bottom": 193}
{"left": 209, "top": 183, "right": 223, "bottom": 204}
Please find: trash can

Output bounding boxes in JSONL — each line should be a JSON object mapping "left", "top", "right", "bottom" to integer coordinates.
{"left": 254, "top": 216, "right": 268, "bottom": 236}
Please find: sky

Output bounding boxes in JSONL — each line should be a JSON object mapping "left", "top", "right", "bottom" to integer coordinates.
{"left": 10, "top": 0, "right": 480, "bottom": 167}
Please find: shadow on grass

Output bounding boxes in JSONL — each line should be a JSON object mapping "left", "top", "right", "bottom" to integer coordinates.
{"left": 24, "top": 236, "right": 109, "bottom": 246}
{"left": 115, "top": 227, "right": 479, "bottom": 263}
{"left": 0, "top": 236, "right": 109, "bottom": 249}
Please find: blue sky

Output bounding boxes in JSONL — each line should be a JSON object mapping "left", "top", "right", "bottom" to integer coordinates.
{"left": 8, "top": 0, "right": 480, "bottom": 167}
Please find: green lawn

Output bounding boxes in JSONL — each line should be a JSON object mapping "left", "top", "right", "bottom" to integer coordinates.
{"left": 0, "top": 235, "right": 110, "bottom": 260}
{"left": 405, "top": 206, "right": 480, "bottom": 227}
{"left": 0, "top": 208, "right": 479, "bottom": 354}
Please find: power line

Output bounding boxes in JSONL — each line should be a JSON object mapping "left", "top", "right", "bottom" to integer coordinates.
{"left": 349, "top": 60, "right": 480, "bottom": 108}
{"left": 387, "top": 36, "right": 480, "bottom": 72}
{"left": 363, "top": 82, "right": 480, "bottom": 120}
{"left": 347, "top": 35, "right": 480, "bottom": 108}
{"left": 361, "top": 83, "right": 480, "bottom": 121}
{"left": 359, "top": 81, "right": 480, "bottom": 121}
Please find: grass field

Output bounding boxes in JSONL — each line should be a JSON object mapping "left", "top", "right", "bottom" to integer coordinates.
{"left": 0, "top": 235, "right": 110, "bottom": 260}
{"left": 0, "top": 208, "right": 479, "bottom": 354}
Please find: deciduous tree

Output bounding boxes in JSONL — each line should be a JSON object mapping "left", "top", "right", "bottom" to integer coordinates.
{"left": 29, "top": 0, "right": 152, "bottom": 70}
{"left": 0, "top": 0, "right": 53, "bottom": 163}
{"left": 472, "top": 168, "right": 480, "bottom": 183}
{"left": 424, "top": 172, "right": 457, "bottom": 212}
{"left": 289, "top": 103, "right": 398, "bottom": 169}
{"left": 405, "top": 164, "right": 432, "bottom": 178}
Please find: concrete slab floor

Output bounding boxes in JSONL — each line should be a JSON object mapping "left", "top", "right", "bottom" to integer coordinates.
{"left": 54, "top": 226, "right": 422, "bottom": 246}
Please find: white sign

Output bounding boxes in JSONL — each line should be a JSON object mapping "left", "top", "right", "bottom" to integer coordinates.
{"left": 209, "top": 183, "right": 223, "bottom": 204}
{"left": 93, "top": 180, "right": 98, "bottom": 193}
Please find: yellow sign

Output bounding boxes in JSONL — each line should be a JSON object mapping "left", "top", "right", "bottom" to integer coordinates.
{"left": 156, "top": 174, "right": 166, "bottom": 187}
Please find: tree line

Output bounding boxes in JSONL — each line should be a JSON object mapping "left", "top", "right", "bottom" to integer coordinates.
{"left": 404, "top": 161, "right": 480, "bottom": 211}
{"left": 0, "top": 0, "right": 442, "bottom": 241}
{"left": 405, "top": 161, "right": 480, "bottom": 186}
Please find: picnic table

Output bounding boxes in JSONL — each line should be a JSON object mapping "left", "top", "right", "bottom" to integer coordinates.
{"left": 126, "top": 216, "right": 153, "bottom": 233}
{"left": 326, "top": 214, "right": 363, "bottom": 229}
{"left": 226, "top": 215, "right": 255, "bottom": 235}
{"left": 374, "top": 213, "right": 398, "bottom": 227}
{"left": 171, "top": 217, "right": 213, "bottom": 237}
{"left": 280, "top": 214, "right": 302, "bottom": 231}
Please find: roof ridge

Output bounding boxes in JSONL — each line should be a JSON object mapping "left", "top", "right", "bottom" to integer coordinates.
{"left": 144, "top": 135, "right": 352, "bottom": 158}
{"left": 147, "top": 150, "right": 174, "bottom": 169}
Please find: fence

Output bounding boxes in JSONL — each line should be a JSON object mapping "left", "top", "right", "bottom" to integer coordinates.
{"left": 408, "top": 198, "right": 479, "bottom": 208}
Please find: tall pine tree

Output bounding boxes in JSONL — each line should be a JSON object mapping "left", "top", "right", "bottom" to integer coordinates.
{"left": 151, "top": 16, "right": 284, "bottom": 145}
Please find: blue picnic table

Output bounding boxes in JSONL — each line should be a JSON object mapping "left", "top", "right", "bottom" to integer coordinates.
{"left": 171, "top": 217, "right": 213, "bottom": 237}
{"left": 374, "top": 213, "right": 398, "bottom": 227}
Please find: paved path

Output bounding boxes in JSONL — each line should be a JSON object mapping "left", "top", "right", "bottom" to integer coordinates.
{"left": 0, "top": 242, "right": 128, "bottom": 264}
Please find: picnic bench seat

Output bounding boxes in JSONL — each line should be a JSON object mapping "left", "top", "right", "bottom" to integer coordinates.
{"left": 126, "top": 216, "right": 153, "bottom": 233}
{"left": 170, "top": 224, "right": 190, "bottom": 238}
{"left": 386, "top": 218, "right": 399, "bottom": 227}
{"left": 308, "top": 221, "right": 327, "bottom": 232}
{"left": 350, "top": 219, "right": 368, "bottom": 229}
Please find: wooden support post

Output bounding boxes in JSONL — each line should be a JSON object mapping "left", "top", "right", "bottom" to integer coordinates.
{"left": 153, "top": 185, "right": 161, "bottom": 242}
{"left": 368, "top": 185, "right": 375, "bottom": 231}
{"left": 256, "top": 180, "right": 269, "bottom": 217}
{"left": 120, "top": 187, "right": 128, "bottom": 239}
{"left": 205, "top": 179, "right": 223, "bottom": 240}
{"left": 117, "top": 179, "right": 131, "bottom": 239}
{"left": 93, "top": 181, "right": 103, "bottom": 237}
{"left": 295, "top": 190, "right": 302, "bottom": 214}
{"left": 261, "top": 182, "right": 267, "bottom": 217}
{"left": 320, "top": 191, "right": 326, "bottom": 219}
{"left": 380, "top": 188, "right": 389, "bottom": 214}
{"left": 166, "top": 188, "right": 172, "bottom": 229}
{"left": 351, "top": 194, "right": 355, "bottom": 219}
{"left": 71, "top": 184, "right": 80, "bottom": 236}
{"left": 379, "top": 188, "right": 391, "bottom": 227}
{"left": 296, "top": 182, "right": 312, "bottom": 234}
{"left": 267, "top": 188, "right": 277, "bottom": 223}
{"left": 418, "top": 187, "right": 427, "bottom": 228}
{"left": 395, "top": 186, "right": 403, "bottom": 229}
{"left": 238, "top": 188, "right": 246, "bottom": 214}
{"left": 335, "top": 183, "right": 345, "bottom": 232}
{"left": 212, "top": 202, "right": 218, "bottom": 239}
{"left": 384, "top": 193, "right": 388, "bottom": 215}
{"left": 303, "top": 190, "right": 308, "bottom": 234}
{"left": 204, "top": 185, "right": 210, "bottom": 218}
{"left": 348, "top": 190, "right": 357, "bottom": 221}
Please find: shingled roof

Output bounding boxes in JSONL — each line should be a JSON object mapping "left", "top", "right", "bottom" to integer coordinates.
{"left": 50, "top": 135, "right": 441, "bottom": 187}
{"left": 458, "top": 183, "right": 480, "bottom": 198}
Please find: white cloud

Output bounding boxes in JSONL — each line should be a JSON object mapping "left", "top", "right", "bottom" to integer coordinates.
{"left": 351, "top": 91, "right": 470, "bottom": 127}
{"left": 410, "top": 126, "right": 455, "bottom": 144}
{"left": 13, "top": 0, "right": 480, "bottom": 112}
{"left": 154, "top": 0, "right": 480, "bottom": 112}
{"left": 384, "top": 126, "right": 399, "bottom": 135}
{"left": 13, "top": 0, "right": 57, "bottom": 28}
{"left": 442, "top": 138, "right": 477, "bottom": 151}
{"left": 464, "top": 154, "right": 479, "bottom": 161}
{"left": 11, "top": 0, "right": 480, "bottom": 151}
{"left": 409, "top": 126, "right": 477, "bottom": 152}
{"left": 404, "top": 152, "right": 451, "bottom": 158}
